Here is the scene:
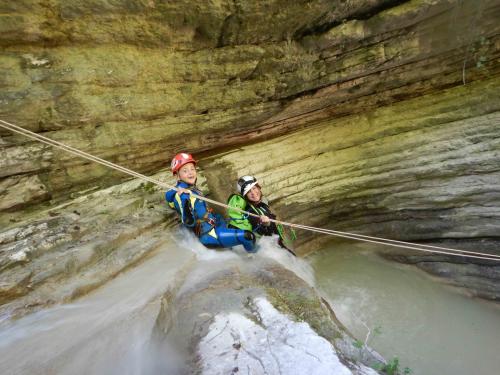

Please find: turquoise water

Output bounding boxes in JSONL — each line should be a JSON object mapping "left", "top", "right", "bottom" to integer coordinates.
{"left": 309, "top": 243, "right": 500, "bottom": 375}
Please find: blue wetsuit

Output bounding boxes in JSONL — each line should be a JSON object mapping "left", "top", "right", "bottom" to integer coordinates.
{"left": 166, "top": 181, "right": 256, "bottom": 252}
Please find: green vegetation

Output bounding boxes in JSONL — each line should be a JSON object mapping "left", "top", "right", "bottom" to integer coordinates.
{"left": 353, "top": 339, "right": 364, "bottom": 349}
{"left": 372, "top": 356, "right": 412, "bottom": 375}
{"left": 265, "top": 288, "right": 342, "bottom": 340}
{"left": 354, "top": 325, "right": 412, "bottom": 375}
{"left": 139, "top": 182, "right": 156, "bottom": 194}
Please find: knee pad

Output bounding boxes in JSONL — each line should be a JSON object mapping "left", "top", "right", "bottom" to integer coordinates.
{"left": 244, "top": 230, "right": 255, "bottom": 243}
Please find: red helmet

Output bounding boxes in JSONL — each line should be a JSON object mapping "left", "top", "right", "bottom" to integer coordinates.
{"left": 171, "top": 152, "right": 197, "bottom": 175}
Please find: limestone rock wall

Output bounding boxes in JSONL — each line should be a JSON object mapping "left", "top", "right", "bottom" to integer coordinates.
{"left": 1, "top": 0, "right": 500, "bottom": 298}
{"left": 205, "top": 78, "right": 500, "bottom": 300}
{"left": 201, "top": 76, "right": 500, "bottom": 299}
{"left": 1, "top": 0, "right": 499, "bottom": 213}
{"left": 202, "top": 77, "right": 500, "bottom": 248}
{"left": 0, "top": 169, "right": 192, "bottom": 317}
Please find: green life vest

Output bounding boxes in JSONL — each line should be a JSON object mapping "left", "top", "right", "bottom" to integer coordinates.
{"left": 227, "top": 194, "right": 270, "bottom": 233}
{"left": 227, "top": 193, "right": 297, "bottom": 252}
{"left": 227, "top": 194, "right": 253, "bottom": 231}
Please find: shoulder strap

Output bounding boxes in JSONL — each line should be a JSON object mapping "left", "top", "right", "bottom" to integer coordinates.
{"left": 174, "top": 191, "right": 198, "bottom": 225}
{"left": 248, "top": 202, "right": 265, "bottom": 216}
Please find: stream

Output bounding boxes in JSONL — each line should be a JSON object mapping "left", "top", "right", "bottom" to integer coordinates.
{"left": 1, "top": 235, "right": 498, "bottom": 374}
{"left": 309, "top": 243, "right": 500, "bottom": 375}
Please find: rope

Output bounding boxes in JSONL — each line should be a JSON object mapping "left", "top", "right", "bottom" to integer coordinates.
{"left": 1, "top": 119, "right": 499, "bottom": 262}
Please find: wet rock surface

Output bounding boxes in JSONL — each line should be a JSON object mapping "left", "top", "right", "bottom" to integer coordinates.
{"left": 380, "top": 238, "right": 500, "bottom": 300}
{"left": 151, "top": 254, "right": 385, "bottom": 374}
{"left": 201, "top": 77, "right": 500, "bottom": 300}
{"left": 0, "top": 170, "right": 186, "bottom": 322}
{"left": 0, "top": 169, "right": 388, "bottom": 373}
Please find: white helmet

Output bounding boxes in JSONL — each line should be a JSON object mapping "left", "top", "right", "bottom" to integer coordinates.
{"left": 237, "top": 175, "right": 259, "bottom": 197}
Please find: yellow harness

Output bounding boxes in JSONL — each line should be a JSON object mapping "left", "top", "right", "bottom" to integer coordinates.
{"left": 170, "top": 192, "right": 217, "bottom": 239}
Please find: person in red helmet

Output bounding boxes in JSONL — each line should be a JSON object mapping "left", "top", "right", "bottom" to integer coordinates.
{"left": 166, "top": 153, "right": 256, "bottom": 252}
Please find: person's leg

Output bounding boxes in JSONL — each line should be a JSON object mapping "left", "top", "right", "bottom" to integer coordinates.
{"left": 217, "top": 228, "right": 257, "bottom": 253}
{"left": 199, "top": 227, "right": 256, "bottom": 252}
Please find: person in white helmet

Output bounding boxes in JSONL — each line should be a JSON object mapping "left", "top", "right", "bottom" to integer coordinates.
{"left": 227, "top": 175, "right": 296, "bottom": 255}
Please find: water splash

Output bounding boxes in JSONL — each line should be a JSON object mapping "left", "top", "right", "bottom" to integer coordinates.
{"left": 256, "top": 236, "right": 316, "bottom": 287}
{"left": 172, "top": 227, "right": 241, "bottom": 261}
{"left": 0, "top": 230, "right": 316, "bottom": 375}
{"left": 172, "top": 229, "right": 315, "bottom": 286}
{"left": 0, "top": 240, "right": 193, "bottom": 375}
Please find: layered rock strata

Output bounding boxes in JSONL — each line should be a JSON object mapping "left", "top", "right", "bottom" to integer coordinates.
{"left": 0, "top": 170, "right": 193, "bottom": 320}
{"left": 201, "top": 76, "right": 500, "bottom": 300}
{"left": 1, "top": 0, "right": 499, "bottom": 302}
{"left": 1, "top": 0, "right": 499, "bottom": 212}
{"left": 0, "top": 171, "right": 386, "bottom": 374}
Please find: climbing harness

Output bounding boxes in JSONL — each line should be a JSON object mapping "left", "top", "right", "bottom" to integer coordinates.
{"left": 166, "top": 181, "right": 256, "bottom": 251}
{"left": 227, "top": 193, "right": 295, "bottom": 251}
{"left": 194, "top": 210, "right": 217, "bottom": 238}
{"left": 1, "top": 118, "right": 500, "bottom": 262}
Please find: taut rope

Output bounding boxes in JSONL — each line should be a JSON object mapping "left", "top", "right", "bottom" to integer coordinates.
{"left": 1, "top": 119, "right": 499, "bottom": 262}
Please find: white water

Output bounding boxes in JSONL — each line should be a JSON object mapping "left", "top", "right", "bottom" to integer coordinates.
{"left": 6, "top": 231, "right": 497, "bottom": 375}
{"left": 0, "top": 231, "right": 317, "bottom": 375}
{"left": 0, "top": 237, "right": 194, "bottom": 375}
{"left": 309, "top": 243, "right": 500, "bottom": 375}
{"left": 172, "top": 228, "right": 316, "bottom": 287}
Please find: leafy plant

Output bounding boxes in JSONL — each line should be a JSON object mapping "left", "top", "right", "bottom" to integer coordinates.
{"left": 371, "top": 355, "right": 412, "bottom": 374}
{"left": 353, "top": 340, "right": 364, "bottom": 349}
{"left": 355, "top": 323, "right": 412, "bottom": 374}
{"left": 384, "top": 357, "right": 399, "bottom": 375}
{"left": 139, "top": 181, "right": 156, "bottom": 193}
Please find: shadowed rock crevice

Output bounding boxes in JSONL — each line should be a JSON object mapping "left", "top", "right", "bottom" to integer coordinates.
{"left": 293, "top": 0, "right": 411, "bottom": 40}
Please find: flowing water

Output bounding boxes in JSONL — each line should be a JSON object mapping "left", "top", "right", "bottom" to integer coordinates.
{"left": 3, "top": 232, "right": 498, "bottom": 375}
{"left": 0, "top": 236, "right": 195, "bottom": 375}
{"left": 309, "top": 243, "right": 500, "bottom": 375}
{"left": 0, "top": 233, "right": 317, "bottom": 375}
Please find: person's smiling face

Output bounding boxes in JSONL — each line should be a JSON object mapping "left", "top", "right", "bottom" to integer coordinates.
{"left": 246, "top": 185, "right": 262, "bottom": 203}
{"left": 177, "top": 162, "right": 197, "bottom": 185}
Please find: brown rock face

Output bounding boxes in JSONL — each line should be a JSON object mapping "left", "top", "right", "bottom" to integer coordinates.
{"left": 1, "top": 1, "right": 500, "bottom": 297}
{"left": 201, "top": 77, "right": 500, "bottom": 299}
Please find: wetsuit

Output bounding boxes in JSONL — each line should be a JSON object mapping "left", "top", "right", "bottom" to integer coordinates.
{"left": 166, "top": 181, "right": 256, "bottom": 252}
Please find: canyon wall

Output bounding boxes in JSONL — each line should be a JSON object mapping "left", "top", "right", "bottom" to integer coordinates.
{"left": 1, "top": 0, "right": 498, "bottom": 211}
{"left": 1, "top": 0, "right": 499, "bottom": 298}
